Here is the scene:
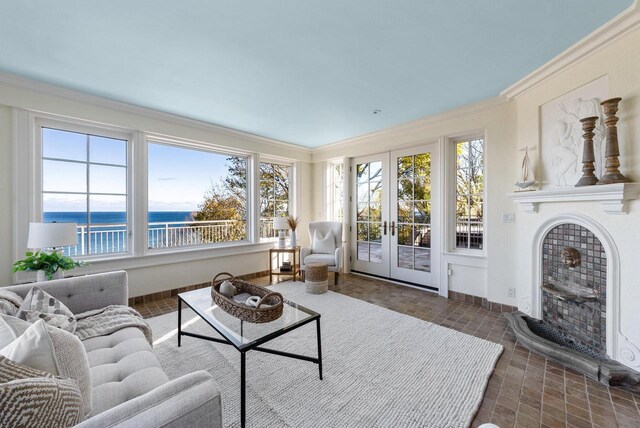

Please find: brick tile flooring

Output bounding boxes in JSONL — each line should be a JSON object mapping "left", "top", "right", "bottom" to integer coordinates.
{"left": 132, "top": 273, "right": 640, "bottom": 427}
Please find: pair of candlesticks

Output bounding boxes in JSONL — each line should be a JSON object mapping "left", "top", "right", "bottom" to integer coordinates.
{"left": 576, "top": 97, "right": 630, "bottom": 187}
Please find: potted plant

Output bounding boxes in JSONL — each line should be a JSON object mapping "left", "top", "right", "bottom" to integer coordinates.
{"left": 13, "top": 251, "right": 87, "bottom": 281}
{"left": 286, "top": 215, "right": 300, "bottom": 248}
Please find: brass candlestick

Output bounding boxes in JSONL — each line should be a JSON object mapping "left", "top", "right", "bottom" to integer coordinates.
{"left": 597, "top": 97, "right": 630, "bottom": 184}
{"left": 576, "top": 116, "right": 599, "bottom": 186}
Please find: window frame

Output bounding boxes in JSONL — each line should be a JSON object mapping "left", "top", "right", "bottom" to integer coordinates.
{"left": 258, "top": 158, "right": 293, "bottom": 242}
{"left": 326, "top": 160, "right": 345, "bottom": 223}
{"left": 446, "top": 133, "right": 486, "bottom": 256}
{"left": 35, "top": 117, "right": 134, "bottom": 259}
{"left": 13, "top": 110, "right": 292, "bottom": 280}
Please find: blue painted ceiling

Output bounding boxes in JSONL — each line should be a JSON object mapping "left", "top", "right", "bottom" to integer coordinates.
{"left": 0, "top": 1, "right": 633, "bottom": 147}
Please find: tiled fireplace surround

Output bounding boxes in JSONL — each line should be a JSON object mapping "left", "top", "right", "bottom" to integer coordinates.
{"left": 542, "top": 223, "right": 607, "bottom": 357}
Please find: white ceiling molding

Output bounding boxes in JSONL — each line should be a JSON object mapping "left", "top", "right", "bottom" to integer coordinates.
{"left": 0, "top": 72, "right": 312, "bottom": 159}
{"left": 501, "top": 1, "right": 640, "bottom": 100}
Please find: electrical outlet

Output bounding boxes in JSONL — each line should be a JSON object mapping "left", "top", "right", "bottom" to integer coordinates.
{"left": 502, "top": 212, "right": 515, "bottom": 223}
{"left": 508, "top": 288, "right": 516, "bottom": 298}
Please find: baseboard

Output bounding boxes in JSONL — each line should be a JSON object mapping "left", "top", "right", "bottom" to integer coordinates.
{"left": 128, "top": 270, "right": 270, "bottom": 306}
{"left": 448, "top": 290, "right": 517, "bottom": 313}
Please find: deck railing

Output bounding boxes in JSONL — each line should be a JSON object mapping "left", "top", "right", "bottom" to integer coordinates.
{"left": 63, "top": 218, "right": 277, "bottom": 256}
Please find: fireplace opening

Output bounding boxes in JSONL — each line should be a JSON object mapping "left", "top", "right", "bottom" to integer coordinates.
{"left": 541, "top": 223, "right": 607, "bottom": 358}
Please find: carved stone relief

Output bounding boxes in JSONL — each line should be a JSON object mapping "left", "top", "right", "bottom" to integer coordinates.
{"left": 540, "top": 76, "right": 608, "bottom": 188}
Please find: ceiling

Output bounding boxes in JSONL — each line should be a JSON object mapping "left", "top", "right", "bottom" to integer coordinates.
{"left": 0, "top": 1, "right": 633, "bottom": 148}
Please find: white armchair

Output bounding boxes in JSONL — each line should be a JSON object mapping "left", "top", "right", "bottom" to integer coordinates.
{"left": 300, "top": 221, "right": 343, "bottom": 285}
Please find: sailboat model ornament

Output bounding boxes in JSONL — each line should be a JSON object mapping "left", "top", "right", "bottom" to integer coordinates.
{"left": 515, "top": 147, "right": 536, "bottom": 191}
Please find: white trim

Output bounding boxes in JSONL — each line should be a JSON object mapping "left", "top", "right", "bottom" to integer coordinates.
{"left": 0, "top": 72, "right": 312, "bottom": 157}
{"left": 527, "top": 213, "right": 621, "bottom": 364}
{"left": 507, "top": 183, "right": 640, "bottom": 214}
{"left": 501, "top": 2, "right": 640, "bottom": 99}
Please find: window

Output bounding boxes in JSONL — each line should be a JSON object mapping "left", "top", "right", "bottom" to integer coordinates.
{"left": 455, "top": 137, "right": 484, "bottom": 250}
{"left": 260, "top": 162, "right": 290, "bottom": 238}
{"left": 147, "top": 142, "right": 248, "bottom": 249}
{"left": 329, "top": 162, "right": 344, "bottom": 222}
{"left": 41, "top": 127, "right": 128, "bottom": 256}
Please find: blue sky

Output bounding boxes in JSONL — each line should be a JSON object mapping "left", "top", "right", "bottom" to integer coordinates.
{"left": 147, "top": 143, "right": 229, "bottom": 211}
{"left": 42, "top": 128, "right": 231, "bottom": 212}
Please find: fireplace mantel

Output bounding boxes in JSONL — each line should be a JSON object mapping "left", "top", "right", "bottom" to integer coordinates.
{"left": 507, "top": 182, "right": 640, "bottom": 214}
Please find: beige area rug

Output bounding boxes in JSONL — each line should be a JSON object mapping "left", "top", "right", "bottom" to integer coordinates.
{"left": 147, "top": 282, "right": 503, "bottom": 428}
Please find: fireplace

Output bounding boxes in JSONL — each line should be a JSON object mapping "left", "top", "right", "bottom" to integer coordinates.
{"left": 505, "top": 214, "right": 640, "bottom": 391}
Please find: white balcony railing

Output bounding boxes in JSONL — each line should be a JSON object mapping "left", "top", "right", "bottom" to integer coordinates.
{"left": 63, "top": 218, "right": 277, "bottom": 256}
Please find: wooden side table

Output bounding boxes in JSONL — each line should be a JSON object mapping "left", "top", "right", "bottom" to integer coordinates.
{"left": 269, "top": 246, "right": 300, "bottom": 282}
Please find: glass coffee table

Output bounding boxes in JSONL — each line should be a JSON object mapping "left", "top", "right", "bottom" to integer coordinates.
{"left": 177, "top": 287, "right": 323, "bottom": 428}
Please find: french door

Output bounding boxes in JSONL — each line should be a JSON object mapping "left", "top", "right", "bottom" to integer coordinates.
{"left": 350, "top": 144, "right": 440, "bottom": 291}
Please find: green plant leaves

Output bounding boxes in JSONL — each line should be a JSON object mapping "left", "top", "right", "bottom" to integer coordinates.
{"left": 12, "top": 251, "right": 87, "bottom": 278}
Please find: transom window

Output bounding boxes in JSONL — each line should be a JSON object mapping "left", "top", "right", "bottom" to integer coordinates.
{"left": 41, "top": 127, "right": 128, "bottom": 256}
{"left": 455, "top": 137, "right": 484, "bottom": 250}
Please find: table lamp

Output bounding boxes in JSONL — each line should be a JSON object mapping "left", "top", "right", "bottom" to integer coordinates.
{"left": 272, "top": 217, "right": 289, "bottom": 248}
{"left": 28, "top": 222, "right": 78, "bottom": 251}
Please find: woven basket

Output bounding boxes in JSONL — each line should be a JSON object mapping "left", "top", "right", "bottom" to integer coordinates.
{"left": 210, "top": 273, "right": 284, "bottom": 323}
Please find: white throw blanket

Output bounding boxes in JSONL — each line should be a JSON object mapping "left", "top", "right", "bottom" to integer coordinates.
{"left": 75, "top": 305, "right": 152, "bottom": 345}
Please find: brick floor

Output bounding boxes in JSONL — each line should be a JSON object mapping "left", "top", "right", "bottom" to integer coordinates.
{"left": 132, "top": 273, "right": 640, "bottom": 427}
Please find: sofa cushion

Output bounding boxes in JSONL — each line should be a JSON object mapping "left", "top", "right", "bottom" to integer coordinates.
{"left": 304, "top": 253, "right": 336, "bottom": 266}
{"left": 0, "top": 355, "right": 83, "bottom": 427}
{"left": 83, "top": 327, "right": 169, "bottom": 416}
{"left": 17, "top": 286, "right": 77, "bottom": 333}
{"left": 1, "top": 313, "right": 93, "bottom": 417}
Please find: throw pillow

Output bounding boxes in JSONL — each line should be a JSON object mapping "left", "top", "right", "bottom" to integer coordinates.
{"left": 1, "top": 314, "right": 92, "bottom": 417}
{"left": 312, "top": 229, "right": 336, "bottom": 254}
{"left": 0, "top": 317, "right": 16, "bottom": 350}
{"left": 0, "top": 356, "right": 83, "bottom": 427}
{"left": 0, "top": 319, "right": 59, "bottom": 375}
{"left": 0, "top": 289, "right": 23, "bottom": 316}
{"left": 17, "top": 286, "right": 77, "bottom": 334}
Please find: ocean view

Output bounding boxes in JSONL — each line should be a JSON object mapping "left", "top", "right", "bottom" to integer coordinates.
{"left": 44, "top": 211, "right": 195, "bottom": 225}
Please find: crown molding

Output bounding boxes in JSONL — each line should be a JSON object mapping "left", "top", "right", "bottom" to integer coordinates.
{"left": 312, "top": 95, "right": 510, "bottom": 160}
{"left": 501, "top": 2, "right": 640, "bottom": 100}
{"left": 0, "top": 72, "right": 312, "bottom": 158}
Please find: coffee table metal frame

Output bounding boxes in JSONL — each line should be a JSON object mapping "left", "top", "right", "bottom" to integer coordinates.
{"left": 177, "top": 288, "right": 323, "bottom": 428}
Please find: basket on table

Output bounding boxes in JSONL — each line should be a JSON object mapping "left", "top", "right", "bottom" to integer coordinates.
{"left": 210, "top": 272, "right": 284, "bottom": 323}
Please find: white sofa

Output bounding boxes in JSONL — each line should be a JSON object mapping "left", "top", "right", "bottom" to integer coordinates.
{"left": 2, "top": 271, "right": 222, "bottom": 427}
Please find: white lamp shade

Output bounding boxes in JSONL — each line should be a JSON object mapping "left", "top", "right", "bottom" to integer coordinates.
{"left": 27, "top": 222, "right": 78, "bottom": 249}
{"left": 272, "top": 217, "right": 289, "bottom": 230}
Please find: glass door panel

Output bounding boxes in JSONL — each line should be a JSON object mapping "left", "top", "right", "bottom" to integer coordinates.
{"left": 390, "top": 145, "right": 439, "bottom": 286}
{"left": 351, "top": 154, "right": 389, "bottom": 277}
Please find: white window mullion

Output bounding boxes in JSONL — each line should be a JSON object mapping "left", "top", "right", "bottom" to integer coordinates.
{"left": 133, "top": 131, "right": 147, "bottom": 256}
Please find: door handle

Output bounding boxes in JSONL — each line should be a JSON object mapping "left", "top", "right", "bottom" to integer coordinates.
{"left": 390, "top": 221, "right": 396, "bottom": 236}
{"left": 383, "top": 221, "right": 387, "bottom": 235}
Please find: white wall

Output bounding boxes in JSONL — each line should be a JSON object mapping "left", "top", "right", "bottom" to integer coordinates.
{"left": 0, "top": 106, "right": 13, "bottom": 284}
{"left": 0, "top": 77, "right": 312, "bottom": 296}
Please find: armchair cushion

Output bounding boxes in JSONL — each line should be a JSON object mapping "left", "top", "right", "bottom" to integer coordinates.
{"left": 312, "top": 229, "right": 336, "bottom": 254}
{"left": 304, "top": 254, "right": 336, "bottom": 266}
